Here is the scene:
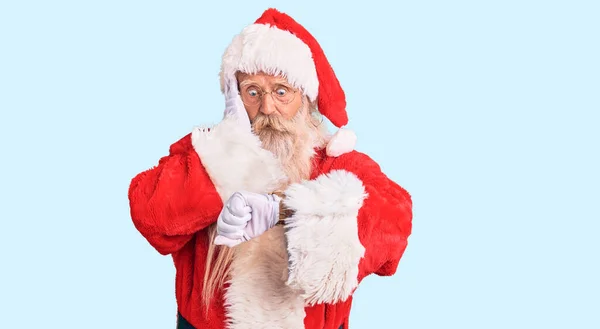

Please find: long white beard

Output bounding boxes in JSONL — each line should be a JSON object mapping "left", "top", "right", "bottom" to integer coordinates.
{"left": 221, "top": 105, "right": 333, "bottom": 329}
{"left": 252, "top": 108, "right": 327, "bottom": 189}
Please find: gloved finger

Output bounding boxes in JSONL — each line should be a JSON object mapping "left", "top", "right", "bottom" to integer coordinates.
{"left": 244, "top": 192, "right": 280, "bottom": 211}
{"left": 217, "top": 228, "right": 245, "bottom": 241}
{"left": 233, "top": 96, "right": 251, "bottom": 131}
{"left": 223, "top": 77, "right": 241, "bottom": 116}
{"left": 223, "top": 76, "right": 232, "bottom": 95}
{"left": 229, "top": 204, "right": 251, "bottom": 217}
{"left": 218, "top": 213, "right": 248, "bottom": 233}
{"left": 221, "top": 207, "right": 251, "bottom": 226}
{"left": 226, "top": 74, "right": 242, "bottom": 98}
{"left": 216, "top": 219, "right": 246, "bottom": 240}
{"left": 227, "top": 193, "right": 251, "bottom": 217}
{"left": 222, "top": 75, "right": 252, "bottom": 132}
{"left": 214, "top": 235, "right": 243, "bottom": 248}
{"left": 217, "top": 218, "right": 244, "bottom": 235}
{"left": 224, "top": 94, "right": 251, "bottom": 128}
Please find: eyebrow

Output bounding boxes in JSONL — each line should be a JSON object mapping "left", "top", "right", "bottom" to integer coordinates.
{"left": 238, "top": 80, "right": 255, "bottom": 88}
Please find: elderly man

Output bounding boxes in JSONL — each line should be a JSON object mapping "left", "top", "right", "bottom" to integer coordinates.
{"left": 128, "top": 8, "right": 413, "bottom": 329}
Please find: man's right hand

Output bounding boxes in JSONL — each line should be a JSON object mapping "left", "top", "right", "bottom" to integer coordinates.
{"left": 214, "top": 191, "right": 281, "bottom": 247}
{"left": 215, "top": 192, "right": 252, "bottom": 247}
{"left": 223, "top": 74, "right": 251, "bottom": 132}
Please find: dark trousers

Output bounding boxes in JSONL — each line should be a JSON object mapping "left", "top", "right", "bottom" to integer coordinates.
{"left": 177, "top": 312, "right": 344, "bottom": 329}
{"left": 177, "top": 313, "right": 195, "bottom": 329}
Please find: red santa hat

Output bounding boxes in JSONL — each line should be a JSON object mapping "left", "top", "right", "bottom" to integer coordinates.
{"left": 219, "top": 8, "right": 356, "bottom": 156}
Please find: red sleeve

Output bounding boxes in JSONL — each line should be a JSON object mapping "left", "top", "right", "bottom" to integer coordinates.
{"left": 282, "top": 151, "right": 412, "bottom": 305}
{"left": 128, "top": 133, "right": 224, "bottom": 255}
{"left": 346, "top": 152, "right": 413, "bottom": 281}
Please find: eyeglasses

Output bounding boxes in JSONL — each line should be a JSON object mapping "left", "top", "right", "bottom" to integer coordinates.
{"left": 239, "top": 84, "right": 298, "bottom": 107}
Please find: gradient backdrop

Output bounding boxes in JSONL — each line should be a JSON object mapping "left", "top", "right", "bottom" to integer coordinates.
{"left": 1, "top": 1, "right": 598, "bottom": 328}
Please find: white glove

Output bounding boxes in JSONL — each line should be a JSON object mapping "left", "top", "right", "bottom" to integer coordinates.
{"left": 215, "top": 192, "right": 252, "bottom": 243}
{"left": 223, "top": 74, "right": 251, "bottom": 132}
{"left": 215, "top": 191, "right": 281, "bottom": 247}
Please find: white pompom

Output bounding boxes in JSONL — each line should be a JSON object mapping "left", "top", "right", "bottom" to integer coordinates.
{"left": 326, "top": 128, "right": 357, "bottom": 157}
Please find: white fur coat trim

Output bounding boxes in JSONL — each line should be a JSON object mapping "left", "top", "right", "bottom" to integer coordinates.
{"left": 191, "top": 118, "right": 365, "bottom": 327}
{"left": 190, "top": 114, "right": 287, "bottom": 202}
{"left": 191, "top": 115, "right": 304, "bottom": 328}
{"left": 283, "top": 169, "right": 368, "bottom": 305}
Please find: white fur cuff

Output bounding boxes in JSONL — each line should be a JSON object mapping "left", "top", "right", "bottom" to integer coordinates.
{"left": 283, "top": 170, "right": 368, "bottom": 305}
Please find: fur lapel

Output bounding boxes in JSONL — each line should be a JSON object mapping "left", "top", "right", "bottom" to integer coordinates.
{"left": 191, "top": 114, "right": 287, "bottom": 202}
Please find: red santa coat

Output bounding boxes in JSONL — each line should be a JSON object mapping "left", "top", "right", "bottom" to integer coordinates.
{"left": 128, "top": 115, "right": 413, "bottom": 329}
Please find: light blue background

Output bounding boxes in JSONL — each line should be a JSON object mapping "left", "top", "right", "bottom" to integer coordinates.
{"left": 1, "top": 1, "right": 598, "bottom": 328}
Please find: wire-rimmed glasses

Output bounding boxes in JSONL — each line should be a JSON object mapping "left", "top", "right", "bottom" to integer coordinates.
{"left": 239, "top": 84, "right": 298, "bottom": 107}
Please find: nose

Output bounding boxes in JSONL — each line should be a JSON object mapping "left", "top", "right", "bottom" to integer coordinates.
{"left": 259, "top": 94, "right": 277, "bottom": 115}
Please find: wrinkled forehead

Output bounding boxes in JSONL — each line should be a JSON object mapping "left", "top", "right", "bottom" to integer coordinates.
{"left": 236, "top": 71, "right": 292, "bottom": 88}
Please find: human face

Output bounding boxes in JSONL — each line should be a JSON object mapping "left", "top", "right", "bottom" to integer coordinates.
{"left": 236, "top": 72, "right": 304, "bottom": 121}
